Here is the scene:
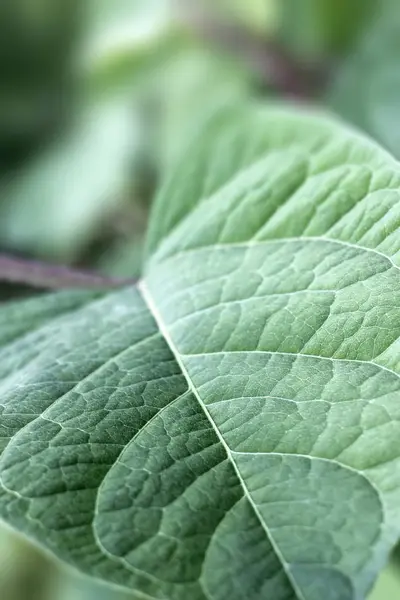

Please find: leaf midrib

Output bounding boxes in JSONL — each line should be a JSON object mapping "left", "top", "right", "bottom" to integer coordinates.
{"left": 139, "top": 281, "right": 307, "bottom": 600}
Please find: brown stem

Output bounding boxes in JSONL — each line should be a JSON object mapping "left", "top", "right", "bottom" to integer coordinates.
{"left": 178, "top": 3, "right": 328, "bottom": 99}
{"left": 0, "top": 255, "right": 135, "bottom": 290}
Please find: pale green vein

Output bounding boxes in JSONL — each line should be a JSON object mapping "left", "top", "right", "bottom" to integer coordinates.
{"left": 180, "top": 350, "right": 400, "bottom": 382}
{"left": 150, "top": 236, "right": 400, "bottom": 273}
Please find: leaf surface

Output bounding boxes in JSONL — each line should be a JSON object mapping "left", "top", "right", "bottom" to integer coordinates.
{"left": 1, "top": 105, "right": 400, "bottom": 600}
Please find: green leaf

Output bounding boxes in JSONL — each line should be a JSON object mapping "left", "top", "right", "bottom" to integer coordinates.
{"left": 153, "top": 49, "right": 254, "bottom": 173}
{"left": 0, "top": 99, "right": 140, "bottom": 261}
{"left": 275, "top": 0, "right": 375, "bottom": 59}
{"left": 0, "top": 524, "right": 53, "bottom": 600}
{"left": 329, "top": 0, "right": 400, "bottom": 158}
{"left": 1, "top": 104, "right": 400, "bottom": 599}
{"left": 202, "top": 0, "right": 278, "bottom": 35}
{"left": 81, "top": 0, "right": 174, "bottom": 97}
{"left": 0, "top": 0, "right": 172, "bottom": 263}
{"left": 0, "top": 0, "right": 80, "bottom": 153}
{"left": 368, "top": 561, "right": 400, "bottom": 600}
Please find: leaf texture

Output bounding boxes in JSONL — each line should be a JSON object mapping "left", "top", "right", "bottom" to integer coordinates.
{"left": 1, "top": 105, "right": 400, "bottom": 599}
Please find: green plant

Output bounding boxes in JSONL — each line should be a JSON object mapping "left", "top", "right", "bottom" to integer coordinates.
{"left": 329, "top": 0, "right": 400, "bottom": 159}
{"left": 0, "top": 102, "right": 400, "bottom": 599}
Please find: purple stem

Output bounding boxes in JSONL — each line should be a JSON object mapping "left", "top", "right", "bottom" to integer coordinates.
{"left": 0, "top": 255, "right": 135, "bottom": 290}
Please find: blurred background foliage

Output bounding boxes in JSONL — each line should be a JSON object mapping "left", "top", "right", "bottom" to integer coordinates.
{"left": 0, "top": 1, "right": 400, "bottom": 598}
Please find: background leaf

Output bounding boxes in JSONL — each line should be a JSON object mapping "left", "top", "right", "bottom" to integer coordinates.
{"left": 275, "top": 0, "right": 375, "bottom": 60}
{"left": 0, "top": 100, "right": 141, "bottom": 261}
{"left": 0, "top": 0, "right": 174, "bottom": 265}
{"left": 329, "top": 0, "right": 400, "bottom": 158}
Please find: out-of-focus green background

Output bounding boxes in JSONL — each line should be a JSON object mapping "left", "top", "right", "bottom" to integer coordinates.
{"left": 0, "top": 1, "right": 400, "bottom": 598}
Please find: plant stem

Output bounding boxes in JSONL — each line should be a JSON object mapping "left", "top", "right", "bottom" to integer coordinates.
{"left": 178, "top": 3, "right": 328, "bottom": 99}
{"left": 0, "top": 255, "right": 135, "bottom": 290}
